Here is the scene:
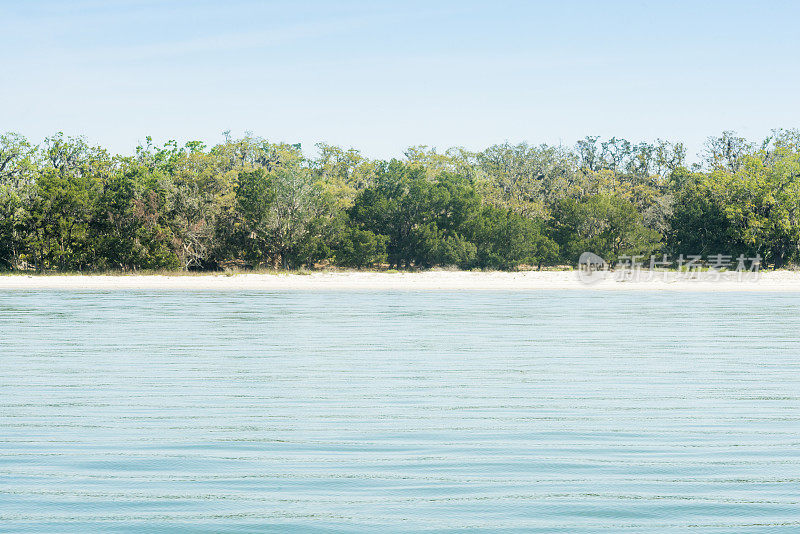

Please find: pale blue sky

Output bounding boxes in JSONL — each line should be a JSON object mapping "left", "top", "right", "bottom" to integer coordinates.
{"left": 2, "top": 1, "right": 798, "bottom": 160}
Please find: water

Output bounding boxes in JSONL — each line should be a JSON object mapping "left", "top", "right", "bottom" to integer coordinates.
{"left": 1, "top": 290, "right": 799, "bottom": 533}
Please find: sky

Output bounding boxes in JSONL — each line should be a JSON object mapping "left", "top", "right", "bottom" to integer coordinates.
{"left": 1, "top": 0, "right": 799, "bottom": 161}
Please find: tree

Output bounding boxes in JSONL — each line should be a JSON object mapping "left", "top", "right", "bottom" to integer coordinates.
{"left": 236, "top": 164, "right": 333, "bottom": 269}
{"left": 25, "top": 134, "right": 108, "bottom": 270}
{"left": 157, "top": 142, "right": 236, "bottom": 270}
{"left": 466, "top": 205, "right": 558, "bottom": 270}
{"left": 349, "top": 161, "right": 481, "bottom": 268}
{"left": 703, "top": 131, "right": 753, "bottom": 173}
{"left": 0, "top": 133, "right": 34, "bottom": 269}
{"left": 2, "top": 129, "right": 798, "bottom": 273}
{"left": 667, "top": 174, "right": 738, "bottom": 259}
{"left": 90, "top": 163, "right": 178, "bottom": 270}
{"left": 310, "top": 143, "right": 377, "bottom": 209}
{"left": 669, "top": 148, "right": 800, "bottom": 268}
{"left": 476, "top": 142, "right": 575, "bottom": 217}
{"left": 550, "top": 194, "right": 660, "bottom": 264}
{"left": 334, "top": 227, "right": 388, "bottom": 268}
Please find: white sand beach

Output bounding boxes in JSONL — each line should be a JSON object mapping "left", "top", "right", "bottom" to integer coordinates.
{"left": 2, "top": 270, "right": 800, "bottom": 291}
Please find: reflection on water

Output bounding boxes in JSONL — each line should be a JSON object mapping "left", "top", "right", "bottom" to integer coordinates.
{"left": 1, "top": 290, "right": 800, "bottom": 533}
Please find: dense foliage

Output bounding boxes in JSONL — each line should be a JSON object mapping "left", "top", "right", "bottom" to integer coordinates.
{"left": 2, "top": 130, "right": 800, "bottom": 271}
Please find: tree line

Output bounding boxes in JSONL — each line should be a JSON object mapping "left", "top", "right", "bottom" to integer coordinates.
{"left": 1, "top": 130, "right": 799, "bottom": 272}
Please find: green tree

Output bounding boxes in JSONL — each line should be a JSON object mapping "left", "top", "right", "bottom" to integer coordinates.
{"left": 90, "top": 162, "right": 178, "bottom": 270}
{"left": 236, "top": 163, "right": 333, "bottom": 269}
{"left": 667, "top": 173, "right": 737, "bottom": 259}
{"left": 0, "top": 133, "right": 34, "bottom": 269}
{"left": 333, "top": 226, "right": 388, "bottom": 268}
{"left": 466, "top": 205, "right": 558, "bottom": 269}
{"left": 349, "top": 161, "right": 481, "bottom": 268}
{"left": 550, "top": 194, "right": 660, "bottom": 264}
{"left": 25, "top": 134, "right": 109, "bottom": 270}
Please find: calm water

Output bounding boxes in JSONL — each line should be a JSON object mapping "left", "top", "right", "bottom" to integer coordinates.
{"left": 1, "top": 290, "right": 800, "bottom": 533}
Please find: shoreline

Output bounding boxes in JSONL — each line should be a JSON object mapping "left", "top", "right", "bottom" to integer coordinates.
{"left": 2, "top": 270, "right": 800, "bottom": 291}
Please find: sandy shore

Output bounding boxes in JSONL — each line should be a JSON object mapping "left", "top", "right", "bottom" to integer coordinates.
{"left": 1, "top": 270, "right": 800, "bottom": 291}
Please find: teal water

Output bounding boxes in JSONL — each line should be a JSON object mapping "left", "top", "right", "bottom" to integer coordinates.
{"left": 1, "top": 290, "right": 799, "bottom": 533}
